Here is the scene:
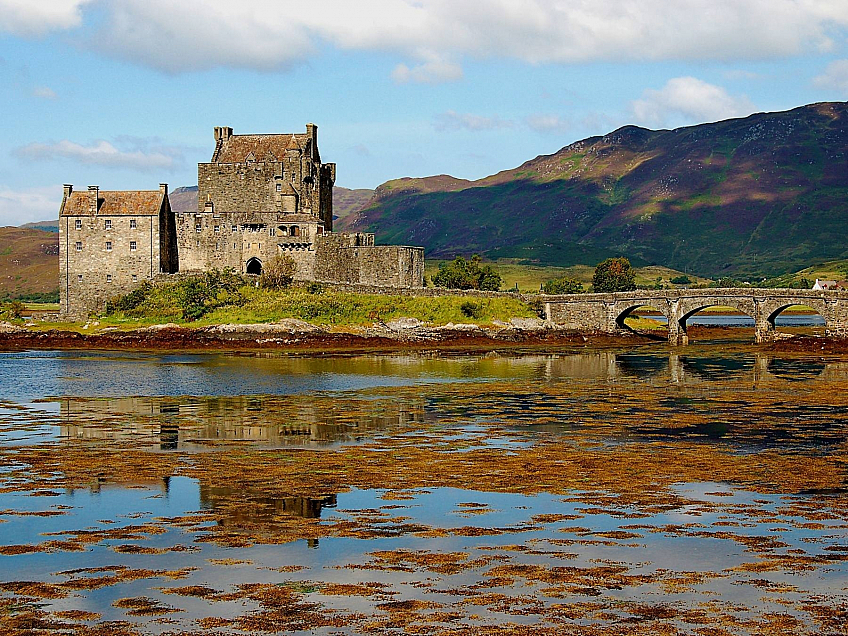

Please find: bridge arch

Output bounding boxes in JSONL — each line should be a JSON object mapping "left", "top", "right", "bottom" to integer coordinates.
{"left": 614, "top": 302, "right": 671, "bottom": 335}
{"left": 672, "top": 298, "right": 757, "bottom": 345}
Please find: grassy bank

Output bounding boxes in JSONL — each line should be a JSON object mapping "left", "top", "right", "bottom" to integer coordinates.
{"left": 27, "top": 280, "right": 539, "bottom": 331}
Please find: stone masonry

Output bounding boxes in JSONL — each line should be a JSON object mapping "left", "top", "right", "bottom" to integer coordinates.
{"left": 60, "top": 124, "right": 424, "bottom": 316}
{"left": 59, "top": 184, "right": 177, "bottom": 317}
{"left": 543, "top": 288, "right": 848, "bottom": 344}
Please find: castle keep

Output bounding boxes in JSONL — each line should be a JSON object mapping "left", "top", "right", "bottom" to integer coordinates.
{"left": 60, "top": 124, "right": 424, "bottom": 316}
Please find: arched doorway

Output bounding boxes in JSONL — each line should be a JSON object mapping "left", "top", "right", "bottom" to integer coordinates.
{"left": 246, "top": 258, "right": 263, "bottom": 275}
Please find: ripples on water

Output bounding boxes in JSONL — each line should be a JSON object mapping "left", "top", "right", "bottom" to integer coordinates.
{"left": 0, "top": 347, "right": 846, "bottom": 634}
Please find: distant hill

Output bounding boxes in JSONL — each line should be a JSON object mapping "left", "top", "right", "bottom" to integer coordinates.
{"left": 333, "top": 187, "right": 374, "bottom": 223}
{"left": 339, "top": 102, "right": 848, "bottom": 278}
{"left": 169, "top": 185, "right": 199, "bottom": 213}
{"left": 22, "top": 220, "right": 58, "bottom": 233}
{"left": 0, "top": 227, "right": 59, "bottom": 301}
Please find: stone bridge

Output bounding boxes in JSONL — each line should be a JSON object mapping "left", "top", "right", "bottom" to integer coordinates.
{"left": 542, "top": 288, "right": 848, "bottom": 345}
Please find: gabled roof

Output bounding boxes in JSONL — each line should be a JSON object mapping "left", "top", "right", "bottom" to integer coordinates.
{"left": 60, "top": 191, "right": 164, "bottom": 217}
{"left": 214, "top": 134, "right": 309, "bottom": 163}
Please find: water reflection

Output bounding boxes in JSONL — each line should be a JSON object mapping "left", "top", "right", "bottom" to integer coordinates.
{"left": 58, "top": 395, "right": 427, "bottom": 449}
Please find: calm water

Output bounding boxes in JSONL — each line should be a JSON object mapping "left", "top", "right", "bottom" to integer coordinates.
{"left": 0, "top": 347, "right": 846, "bottom": 634}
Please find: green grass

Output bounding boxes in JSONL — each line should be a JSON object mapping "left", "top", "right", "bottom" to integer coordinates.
{"left": 96, "top": 284, "right": 537, "bottom": 329}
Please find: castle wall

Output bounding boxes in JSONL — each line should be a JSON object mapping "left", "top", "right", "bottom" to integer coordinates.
{"left": 60, "top": 213, "right": 161, "bottom": 317}
{"left": 313, "top": 235, "right": 424, "bottom": 289}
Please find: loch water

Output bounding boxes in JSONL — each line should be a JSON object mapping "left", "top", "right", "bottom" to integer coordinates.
{"left": 0, "top": 344, "right": 846, "bottom": 634}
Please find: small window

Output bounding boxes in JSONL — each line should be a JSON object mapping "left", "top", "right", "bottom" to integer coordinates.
{"left": 233, "top": 242, "right": 237, "bottom": 249}
{"left": 270, "top": 228, "right": 275, "bottom": 236}
{"left": 74, "top": 219, "right": 82, "bottom": 230}
{"left": 130, "top": 219, "right": 137, "bottom": 229}
{"left": 75, "top": 241, "right": 82, "bottom": 251}
{"left": 215, "top": 242, "right": 219, "bottom": 250}
{"left": 77, "top": 274, "right": 83, "bottom": 282}
{"left": 105, "top": 241, "right": 112, "bottom": 251}
{"left": 232, "top": 225, "right": 237, "bottom": 233}
{"left": 106, "top": 274, "right": 112, "bottom": 283}
{"left": 104, "top": 219, "right": 112, "bottom": 230}
{"left": 214, "top": 225, "right": 220, "bottom": 233}
{"left": 195, "top": 224, "right": 202, "bottom": 232}
{"left": 132, "top": 274, "right": 138, "bottom": 282}
{"left": 196, "top": 240, "right": 200, "bottom": 248}
{"left": 130, "top": 241, "right": 137, "bottom": 251}
{"left": 276, "top": 183, "right": 282, "bottom": 192}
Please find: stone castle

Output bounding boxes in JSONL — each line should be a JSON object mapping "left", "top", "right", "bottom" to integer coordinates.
{"left": 59, "top": 124, "right": 424, "bottom": 316}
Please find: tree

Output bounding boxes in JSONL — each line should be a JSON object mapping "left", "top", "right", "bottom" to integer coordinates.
{"left": 670, "top": 275, "right": 691, "bottom": 285}
{"left": 260, "top": 254, "right": 298, "bottom": 290}
{"left": 543, "top": 277, "right": 584, "bottom": 294}
{"left": 592, "top": 257, "right": 636, "bottom": 292}
{"left": 432, "top": 255, "right": 502, "bottom": 291}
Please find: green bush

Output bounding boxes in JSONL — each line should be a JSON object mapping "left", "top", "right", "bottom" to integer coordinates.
{"left": 592, "top": 257, "right": 636, "bottom": 292}
{"left": 670, "top": 275, "right": 691, "bottom": 285}
{"left": 433, "top": 255, "right": 502, "bottom": 291}
{"left": 543, "top": 277, "right": 584, "bottom": 294}
{"left": 0, "top": 301, "right": 24, "bottom": 321}
{"left": 460, "top": 300, "right": 484, "bottom": 319}
{"left": 260, "top": 254, "right": 297, "bottom": 290}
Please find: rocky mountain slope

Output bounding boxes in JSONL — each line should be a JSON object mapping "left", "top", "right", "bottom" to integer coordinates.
{"left": 340, "top": 102, "right": 848, "bottom": 278}
{"left": 0, "top": 227, "right": 59, "bottom": 300}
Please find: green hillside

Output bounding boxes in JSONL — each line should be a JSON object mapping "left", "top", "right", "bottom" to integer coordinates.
{"left": 0, "top": 227, "right": 59, "bottom": 301}
{"left": 339, "top": 102, "right": 848, "bottom": 278}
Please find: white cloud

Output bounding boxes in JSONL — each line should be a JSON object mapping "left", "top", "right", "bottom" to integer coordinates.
{"left": 813, "top": 59, "right": 848, "bottom": 94}
{"left": 31, "top": 86, "right": 57, "bottom": 100}
{"left": 392, "top": 58, "right": 463, "bottom": 84}
{"left": 5, "top": 1, "right": 848, "bottom": 76}
{"left": 0, "top": 185, "right": 61, "bottom": 226}
{"left": 15, "top": 139, "right": 181, "bottom": 171}
{"left": 0, "top": 0, "right": 91, "bottom": 37}
{"left": 434, "top": 110, "right": 514, "bottom": 132}
{"left": 631, "top": 77, "right": 756, "bottom": 128}
{"left": 525, "top": 114, "right": 571, "bottom": 134}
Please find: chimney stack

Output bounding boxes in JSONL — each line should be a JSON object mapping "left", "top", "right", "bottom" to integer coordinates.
{"left": 159, "top": 183, "right": 168, "bottom": 196}
{"left": 63, "top": 184, "right": 73, "bottom": 199}
{"left": 88, "top": 185, "right": 99, "bottom": 214}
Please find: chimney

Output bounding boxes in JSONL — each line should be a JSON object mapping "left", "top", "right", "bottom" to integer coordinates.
{"left": 88, "top": 185, "right": 99, "bottom": 214}
{"left": 306, "top": 123, "right": 317, "bottom": 147}
{"left": 63, "top": 184, "right": 73, "bottom": 198}
{"left": 222, "top": 126, "right": 232, "bottom": 141}
{"left": 159, "top": 183, "right": 168, "bottom": 196}
{"left": 214, "top": 126, "right": 221, "bottom": 141}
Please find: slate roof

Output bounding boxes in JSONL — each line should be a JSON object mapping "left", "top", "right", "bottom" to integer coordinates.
{"left": 214, "top": 134, "right": 309, "bottom": 163}
{"left": 60, "top": 191, "right": 164, "bottom": 217}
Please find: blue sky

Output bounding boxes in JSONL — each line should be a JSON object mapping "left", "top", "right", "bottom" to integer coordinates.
{"left": 2, "top": 0, "right": 848, "bottom": 224}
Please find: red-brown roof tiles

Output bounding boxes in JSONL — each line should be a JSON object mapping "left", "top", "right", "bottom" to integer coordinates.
{"left": 60, "top": 191, "right": 164, "bottom": 217}
{"left": 215, "top": 134, "right": 308, "bottom": 163}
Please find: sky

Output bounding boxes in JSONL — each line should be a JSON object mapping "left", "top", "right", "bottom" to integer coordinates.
{"left": 1, "top": 0, "right": 848, "bottom": 225}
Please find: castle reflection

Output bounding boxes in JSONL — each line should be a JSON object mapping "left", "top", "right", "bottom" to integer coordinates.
{"left": 59, "top": 394, "right": 426, "bottom": 450}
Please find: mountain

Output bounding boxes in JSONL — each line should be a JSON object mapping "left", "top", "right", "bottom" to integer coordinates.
{"left": 169, "top": 185, "right": 199, "bottom": 213}
{"left": 333, "top": 187, "right": 375, "bottom": 223}
{"left": 0, "top": 227, "right": 59, "bottom": 300}
{"left": 339, "top": 102, "right": 848, "bottom": 278}
{"left": 22, "top": 220, "right": 59, "bottom": 233}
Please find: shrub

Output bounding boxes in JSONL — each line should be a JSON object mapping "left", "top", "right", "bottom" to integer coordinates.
{"left": 307, "top": 282, "right": 325, "bottom": 294}
{"left": 260, "top": 254, "right": 297, "bottom": 290}
{"left": 670, "top": 275, "right": 691, "bottom": 285}
{"left": 543, "top": 277, "right": 584, "bottom": 294}
{"left": 433, "top": 255, "right": 502, "bottom": 291}
{"left": 592, "top": 257, "right": 636, "bottom": 292}
{"left": 107, "top": 281, "right": 153, "bottom": 313}
{"left": 460, "top": 300, "right": 484, "bottom": 319}
{"left": 0, "top": 301, "right": 25, "bottom": 321}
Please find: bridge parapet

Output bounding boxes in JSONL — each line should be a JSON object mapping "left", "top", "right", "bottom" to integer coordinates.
{"left": 542, "top": 288, "right": 848, "bottom": 345}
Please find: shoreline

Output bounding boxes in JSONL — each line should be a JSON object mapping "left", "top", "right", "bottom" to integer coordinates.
{"left": 1, "top": 323, "right": 846, "bottom": 354}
